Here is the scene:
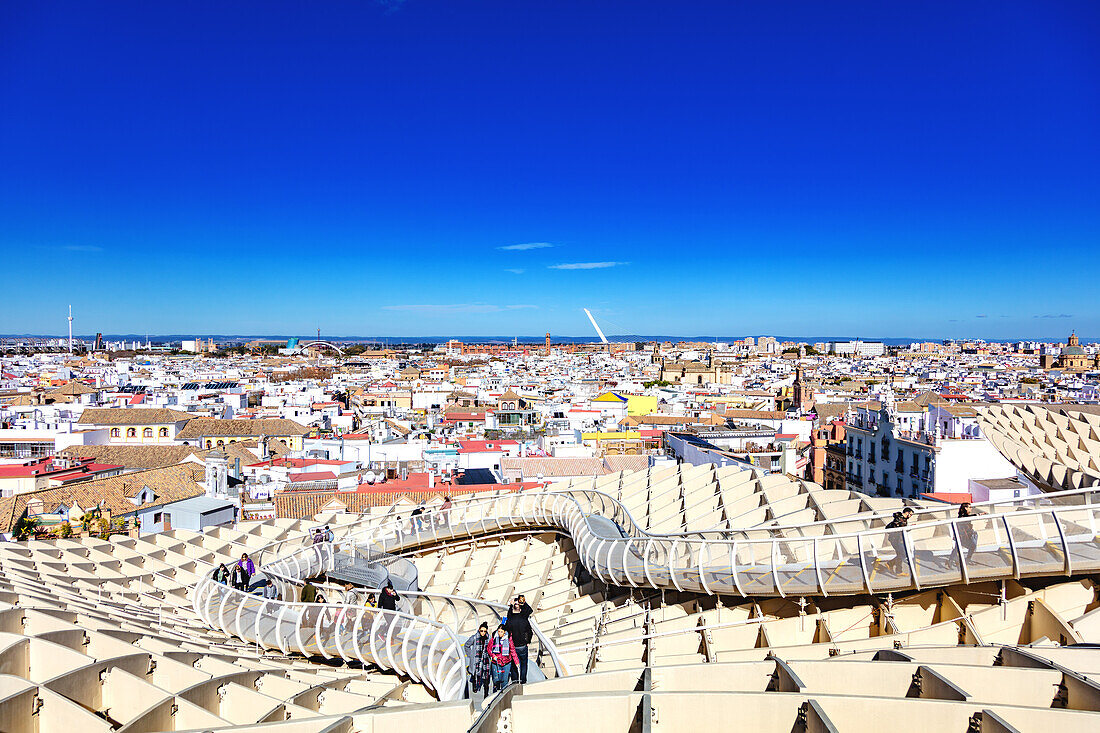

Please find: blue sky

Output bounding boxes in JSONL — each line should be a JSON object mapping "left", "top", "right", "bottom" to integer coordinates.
{"left": 1, "top": 1, "right": 1098, "bottom": 339}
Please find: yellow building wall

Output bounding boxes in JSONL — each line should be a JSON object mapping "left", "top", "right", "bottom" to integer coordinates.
{"left": 200, "top": 434, "right": 303, "bottom": 451}
{"left": 107, "top": 424, "right": 177, "bottom": 444}
{"left": 625, "top": 395, "right": 658, "bottom": 416}
{"left": 581, "top": 431, "right": 642, "bottom": 442}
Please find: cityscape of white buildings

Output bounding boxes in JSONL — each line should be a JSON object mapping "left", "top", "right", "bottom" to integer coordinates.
{"left": 0, "top": 331, "right": 1097, "bottom": 537}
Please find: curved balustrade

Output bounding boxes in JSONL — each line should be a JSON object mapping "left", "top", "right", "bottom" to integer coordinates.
{"left": 194, "top": 481, "right": 1100, "bottom": 701}
{"left": 344, "top": 486, "right": 1100, "bottom": 598}
{"left": 193, "top": 543, "right": 467, "bottom": 700}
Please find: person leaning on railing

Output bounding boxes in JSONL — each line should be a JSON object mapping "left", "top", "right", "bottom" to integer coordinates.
{"left": 372, "top": 582, "right": 402, "bottom": 646}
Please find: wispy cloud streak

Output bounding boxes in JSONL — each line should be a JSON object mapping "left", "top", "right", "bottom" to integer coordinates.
{"left": 548, "top": 261, "right": 628, "bottom": 270}
{"left": 498, "top": 242, "right": 553, "bottom": 251}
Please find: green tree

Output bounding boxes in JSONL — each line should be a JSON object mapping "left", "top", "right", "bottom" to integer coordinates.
{"left": 81, "top": 510, "right": 100, "bottom": 533}
{"left": 14, "top": 516, "right": 39, "bottom": 540}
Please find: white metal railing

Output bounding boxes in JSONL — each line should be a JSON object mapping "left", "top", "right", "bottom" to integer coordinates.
{"left": 193, "top": 543, "right": 467, "bottom": 700}
{"left": 192, "top": 482, "right": 1100, "bottom": 700}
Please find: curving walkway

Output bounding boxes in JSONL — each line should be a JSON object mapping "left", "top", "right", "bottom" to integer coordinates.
{"left": 193, "top": 483, "right": 1100, "bottom": 700}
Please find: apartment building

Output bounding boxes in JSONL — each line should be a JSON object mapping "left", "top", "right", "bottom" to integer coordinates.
{"left": 844, "top": 395, "right": 1016, "bottom": 497}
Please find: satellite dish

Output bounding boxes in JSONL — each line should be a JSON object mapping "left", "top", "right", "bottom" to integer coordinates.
{"left": 364, "top": 471, "right": 377, "bottom": 484}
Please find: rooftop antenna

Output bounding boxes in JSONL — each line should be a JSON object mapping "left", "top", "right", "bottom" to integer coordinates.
{"left": 67, "top": 305, "right": 73, "bottom": 355}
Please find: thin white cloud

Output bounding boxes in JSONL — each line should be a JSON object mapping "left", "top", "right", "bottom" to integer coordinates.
{"left": 548, "top": 261, "right": 628, "bottom": 270}
{"left": 382, "top": 303, "right": 538, "bottom": 314}
{"left": 63, "top": 244, "right": 104, "bottom": 252}
{"left": 498, "top": 242, "right": 554, "bottom": 251}
{"left": 504, "top": 268, "right": 526, "bottom": 275}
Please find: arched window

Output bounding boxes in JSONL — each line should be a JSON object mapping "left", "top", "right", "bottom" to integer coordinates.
{"left": 216, "top": 440, "right": 225, "bottom": 447}
{"left": 126, "top": 428, "right": 136, "bottom": 438}
{"left": 159, "top": 427, "right": 169, "bottom": 437}
{"left": 110, "top": 428, "right": 120, "bottom": 438}
{"left": 205, "top": 440, "right": 213, "bottom": 448}
{"left": 143, "top": 428, "right": 153, "bottom": 438}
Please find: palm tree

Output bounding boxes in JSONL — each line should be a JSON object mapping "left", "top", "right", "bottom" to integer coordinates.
{"left": 14, "top": 516, "right": 39, "bottom": 540}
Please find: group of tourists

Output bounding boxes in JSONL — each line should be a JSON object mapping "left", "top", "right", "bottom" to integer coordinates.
{"left": 311, "top": 525, "right": 335, "bottom": 545}
{"left": 212, "top": 553, "right": 257, "bottom": 589}
{"left": 212, "top": 553, "right": 283, "bottom": 598}
{"left": 394, "top": 497, "right": 454, "bottom": 539}
{"left": 883, "top": 502, "right": 982, "bottom": 575}
{"left": 462, "top": 594, "right": 534, "bottom": 695}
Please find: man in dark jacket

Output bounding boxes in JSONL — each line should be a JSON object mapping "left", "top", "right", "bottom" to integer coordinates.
{"left": 300, "top": 577, "right": 318, "bottom": 603}
{"left": 374, "top": 583, "right": 401, "bottom": 647}
{"left": 378, "top": 583, "right": 399, "bottom": 611}
{"left": 885, "top": 508, "right": 914, "bottom": 575}
{"left": 503, "top": 594, "right": 534, "bottom": 683}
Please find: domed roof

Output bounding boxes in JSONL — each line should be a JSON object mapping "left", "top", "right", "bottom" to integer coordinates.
{"left": 1062, "top": 346, "right": 1086, "bottom": 356}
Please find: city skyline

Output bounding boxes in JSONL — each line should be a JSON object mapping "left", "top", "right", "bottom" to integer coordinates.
{"left": 2, "top": 1, "right": 1098, "bottom": 337}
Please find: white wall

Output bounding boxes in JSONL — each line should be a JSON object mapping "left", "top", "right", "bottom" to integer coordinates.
{"left": 934, "top": 438, "right": 1017, "bottom": 493}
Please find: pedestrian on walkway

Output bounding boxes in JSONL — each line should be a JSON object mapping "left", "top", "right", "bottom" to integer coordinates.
{"left": 503, "top": 594, "right": 534, "bottom": 683}
{"left": 885, "top": 508, "right": 914, "bottom": 575}
{"left": 300, "top": 577, "right": 321, "bottom": 627}
{"left": 212, "top": 563, "right": 230, "bottom": 585}
{"left": 230, "top": 558, "right": 251, "bottom": 590}
{"left": 411, "top": 504, "right": 425, "bottom": 532}
{"left": 439, "top": 496, "right": 453, "bottom": 527}
{"left": 341, "top": 582, "right": 363, "bottom": 605}
{"left": 312, "top": 528, "right": 325, "bottom": 545}
{"left": 957, "top": 502, "right": 980, "bottom": 564}
{"left": 375, "top": 583, "right": 401, "bottom": 645}
{"left": 378, "top": 582, "right": 399, "bottom": 611}
{"left": 488, "top": 624, "right": 520, "bottom": 692}
{"left": 323, "top": 525, "right": 335, "bottom": 542}
{"left": 463, "top": 622, "right": 491, "bottom": 697}
{"left": 262, "top": 580, "right": 279, "bottom": 600}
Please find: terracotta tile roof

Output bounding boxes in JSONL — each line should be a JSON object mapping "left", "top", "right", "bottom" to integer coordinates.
{"left": 622, "top": 414, "right": 727, "bottom": 427}
{"left": 58, "top": 444, "right": 204, "bottom": 470}
{"left": 273, "top": 483, "right": 527, "bottom": 519}
{"left": 176, "top": 417, "right": 310, "bottom": 439}
{"left": 0, "top": 463, "right": 207, "bottom": 533}
{"left": 77, "top": 408, "right": 193, "bottom": 426}
{"left": 720, "top": 409, "right": 787, "bottom": 420}
{"left": 501, "top": 457, "right": 602, "bottom": 477}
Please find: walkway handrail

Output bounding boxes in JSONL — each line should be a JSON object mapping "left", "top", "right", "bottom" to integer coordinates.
{"left": 192, "top": 471, "right": 1100, "bottom": 701}
{"left": 192, "top": 545, "right": 467, "bottom": 700}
